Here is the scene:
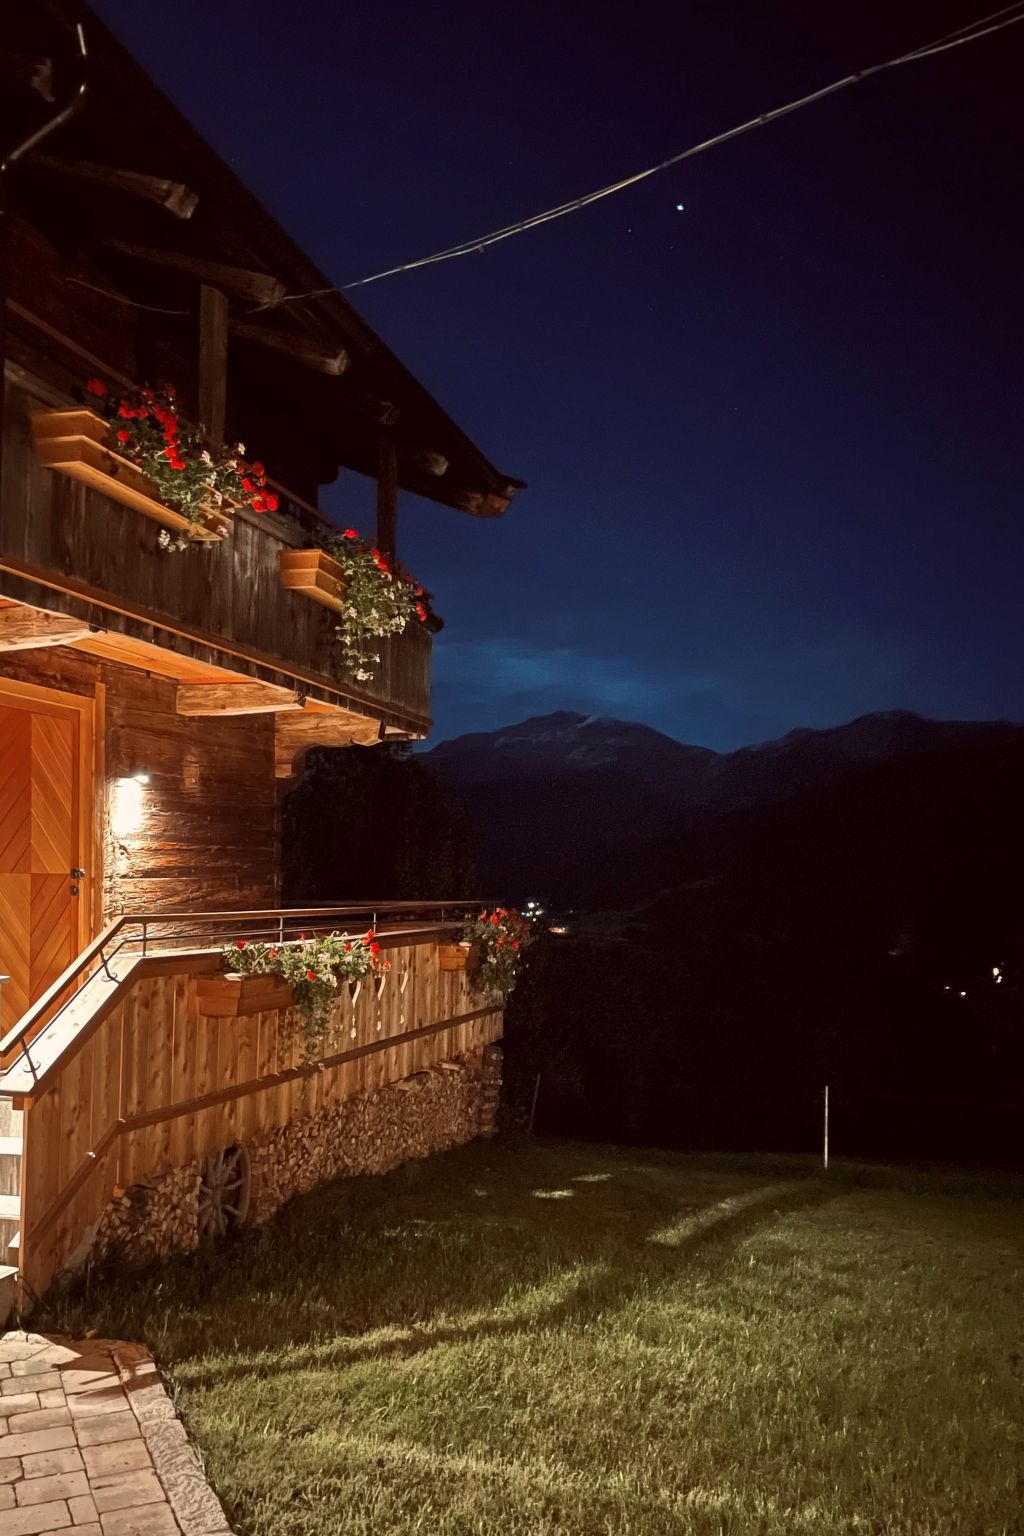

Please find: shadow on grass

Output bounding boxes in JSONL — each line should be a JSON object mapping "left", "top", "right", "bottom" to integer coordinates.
{"left": 195, "top": 1172, "right": 836, "bottom": 1391}
{"left": 44, "top": 1141, "right": 837, "bottom": 1392}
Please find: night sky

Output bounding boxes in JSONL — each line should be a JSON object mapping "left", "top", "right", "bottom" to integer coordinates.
{"left": 88, "top": 0, "right": 1023, "bottom": 749}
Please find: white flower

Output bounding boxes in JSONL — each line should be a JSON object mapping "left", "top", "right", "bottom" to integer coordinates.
{"left": 200, "top": 450, "right": 212, "bottom": 465}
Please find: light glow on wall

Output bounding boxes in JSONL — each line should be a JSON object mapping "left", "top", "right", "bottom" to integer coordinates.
{"left": 110, "top": 776, "right": 147, "bottom": 838}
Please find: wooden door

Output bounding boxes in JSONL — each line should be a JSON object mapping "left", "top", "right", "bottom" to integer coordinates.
{"left": 0, "top": 690, "right": 87, "bottom": 1035}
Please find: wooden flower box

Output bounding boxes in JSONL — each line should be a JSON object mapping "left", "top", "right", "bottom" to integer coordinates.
{"left": 278, "top": 548, "right": 348, "bottom": 613}
{"left": 437, "top": 942, "right": 482, "bottom": 973}
{"left": 31, "top": 409, "right": 230, "bottom": 542}
{"left": 196, "top": 972, "right": 295, "bottom": 1017}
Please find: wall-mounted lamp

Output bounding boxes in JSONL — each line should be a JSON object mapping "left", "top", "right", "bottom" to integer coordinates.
{"left": 132, "top": 771, "right": 151, "bottom": 785}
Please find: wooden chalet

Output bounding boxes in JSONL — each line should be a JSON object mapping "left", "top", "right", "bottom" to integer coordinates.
{"left": 0, "top": 1, "right": 521, "bottom": 1312}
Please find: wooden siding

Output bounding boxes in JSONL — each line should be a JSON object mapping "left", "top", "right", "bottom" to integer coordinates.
{"left": 1, "top": 382, "right": 433, "bottom": 734}
{"left": 17, "top": 941, "right": 503, "bottom": 1298}
{"left": 0, "top": 645, "right": 279, "bottom": 918}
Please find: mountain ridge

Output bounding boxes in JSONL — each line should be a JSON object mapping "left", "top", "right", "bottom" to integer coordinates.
{"left": 423, "top": 708, "right": 1024, "bottom": 899}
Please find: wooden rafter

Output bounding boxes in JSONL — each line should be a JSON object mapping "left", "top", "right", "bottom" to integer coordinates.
{"left": 27, "top": 155, "right": 198, "bottom": 218}
{"left": 103, "top": 239, "right": 287, "bottom": 306}
{"left": 177, "top": 683, "right": 304, "bottom": 716}
{"left": 0, "top": 607, "right": 94, "bottom": 651}
{"left": 230, "top": 320, "right": 350, "bottom": 376}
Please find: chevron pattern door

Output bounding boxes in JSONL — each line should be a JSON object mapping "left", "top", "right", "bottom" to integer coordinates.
{"left": 0, "top": 697, "right": 81, "bottom": 1036}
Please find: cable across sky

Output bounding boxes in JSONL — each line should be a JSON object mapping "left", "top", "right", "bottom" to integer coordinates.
{"left": 258, "top": 2, "right": 1024, "bottom": 305}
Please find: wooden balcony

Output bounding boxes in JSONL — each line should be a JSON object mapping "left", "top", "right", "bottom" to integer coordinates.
{"left": 0, "top": 381, "right": 432, "bottom": 737}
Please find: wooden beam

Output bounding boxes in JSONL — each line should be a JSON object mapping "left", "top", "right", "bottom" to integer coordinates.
{"left": 230, "top": 320, "right": 349, "bottom": 376}
{"left": 103, "top": 239, "right": 287, "bottom": 306}
{"left": 199, "top": 285, "right": 228, "bottom": 442}
{"left": 376, "top": 438, "right": 398, "bottom": 561}
{"left": 27, "top": 156, "right": 198, "bottom": 218}
{"left": 0, "top": 607, "right": 94, "bottom": 651}
{"left": 276, "top": 711, "right": 381, "bottom": 779}
{"left": 407, "top": 448, "right": 449, "bottom": 477}
{"left": 177, "top": 683, "right": 304, "bottom": 716}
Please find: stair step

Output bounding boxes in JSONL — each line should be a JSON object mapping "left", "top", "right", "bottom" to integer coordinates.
{"left": 0, "top": 1263, "right": 16, "bottom": 1328}
{"left": 0, "top": 1194, "right": 18, "bottom": 1220}
{"left": 0, "top": 1136, "right": 22, "bottom": 1157}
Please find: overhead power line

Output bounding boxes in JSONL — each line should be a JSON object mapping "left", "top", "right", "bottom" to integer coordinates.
{"left": 260, "top": 2, "right": 1024, "bottom": 307}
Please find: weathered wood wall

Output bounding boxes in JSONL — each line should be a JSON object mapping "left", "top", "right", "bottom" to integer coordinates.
{"left": 0, "top": 645, "right": 279, "bottom": 916}
{"left": 1, "top": 381, "right": 433, "bottom": 733}
{"left": 18, "top": 940, "right": 502, "bottom": 1298}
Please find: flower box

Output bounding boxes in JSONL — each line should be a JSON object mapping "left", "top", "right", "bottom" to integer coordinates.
{"left": 278, "top": 548, "right": 348, "bottom": 613}
{"left": 437, "top": 942, "right": 482, "bottom": 973}
{"left": 31, "top": 409, "right": 230, "bottom": 542}
{"left": 196, "top": 972, "right": 295, "bottom": 1017}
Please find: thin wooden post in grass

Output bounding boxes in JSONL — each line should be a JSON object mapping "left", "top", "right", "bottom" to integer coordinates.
{"left": 529, "top": 1072, "right": 541, "bottom": 1134}
{"left": 823, "top": 1084, "right": 830, "bottom": 1171}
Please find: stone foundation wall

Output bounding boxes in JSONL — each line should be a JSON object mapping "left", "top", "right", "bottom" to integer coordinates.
{"left": 86, "top": 1047, "right": 501, "bottom": 1269}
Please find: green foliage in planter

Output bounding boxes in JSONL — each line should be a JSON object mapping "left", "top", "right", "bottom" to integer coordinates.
{"left": 84, "top": 377, "right": 277, "bottom": 548}
{"left": 315, "top": 527, "right": 431, "bottom": 682}
{"left": 223, "top": 930, "right": 389, "bottom": 1051}
{"left": 460, "top": 907, "right": 533, "bottom": 1001}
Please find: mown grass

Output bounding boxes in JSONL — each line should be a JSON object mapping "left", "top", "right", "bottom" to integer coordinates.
{"left": 48, "top": 1141, "right": 1023, "bottom": 1536}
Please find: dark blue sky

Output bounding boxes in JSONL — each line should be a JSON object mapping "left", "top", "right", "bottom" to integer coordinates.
{"left": 90, "top": 0, "right": 1022, "bottom": 748}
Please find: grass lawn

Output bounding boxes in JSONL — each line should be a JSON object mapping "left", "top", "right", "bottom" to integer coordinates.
{"left": 48, "top": 1140, "right": 1023, "bottom": 1536}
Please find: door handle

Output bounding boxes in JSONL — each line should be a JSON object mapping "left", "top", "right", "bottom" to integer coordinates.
{"left": 70, "top": 868, "right": 86, "bottom": 879}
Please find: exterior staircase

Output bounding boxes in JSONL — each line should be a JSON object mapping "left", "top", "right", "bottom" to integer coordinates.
{"left": 0, "top": 1095, "right": 22, "bottom": 1324}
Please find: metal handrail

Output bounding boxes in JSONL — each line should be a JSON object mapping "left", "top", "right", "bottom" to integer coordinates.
{"left": 0, "top": 899, "right": 485, "bottom": 1072}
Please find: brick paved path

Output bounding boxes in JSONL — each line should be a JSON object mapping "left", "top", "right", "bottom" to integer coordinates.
{"left": 0, "top": 1333, "right": 230, "bottom": 1536}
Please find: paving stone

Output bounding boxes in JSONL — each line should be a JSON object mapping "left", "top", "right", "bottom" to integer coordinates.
{"left": 0, "top": 1483, "right": 15, "bottom": 1507}
{"left": 60, "top": 1373, "right": 121, "bottom": 1399}
{"left": 16, "top": 1471, "right": 90, "bottom": 1505}
{"left": 38, "top": 1392, "right": 66, "bottom": 1411}
{"left": 1, "top": 1454, "right": 23, "bottom": 1482}
{"left": 17, "top": 1345, "right": 80, "bottom": 1370}
{"left": 21, "top": 1445, "right": 85, "bottom": 1479}
{"left": 12, "top": 1356, "right": 67, "bottom": 1379}
{"left": 53, "top": 1527, "right": 100, "bottom": 1536}
{"left": 8, "top": 1407, "right": 73, "bottom": 1433}
{"left": 0, "top": 1339, "right": 46, "bottom": 1364}
{"left": 68, "top": 1491, "right": 99, "bottom": 1524}
{"left": 98, "top": 1503, "right": 179, "bottom": 1535}
{"left": 74, "top": 1415, "right": 140, "bottom": 1448}
{"left": 6, "top": 1372, "right": 62, "bottom": 1394}
{"left": 90, "top": 1469, "right": 165, "bottom": 1515}
{"left": 81, "top": 1441, "right": 151, "bottom": 1479}
{"left": 0, "top": 1361, "right": 12, "bottom": 1378}
{"left": 2, "top": 1426, "right": 78, "bottom": 1459}
{"left": 0, "top": 1391, "right": 42, "bottom": 1415}
{"left": 66, "top": 1392, "right": 130, "bottom": 1421}
{"left": 0, "top": 1500, "right": 72, "bottom": 1534}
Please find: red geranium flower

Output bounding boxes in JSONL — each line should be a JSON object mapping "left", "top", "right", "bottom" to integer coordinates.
{"left": 251, "top": 461, "right": 265, "bottom": 476}
{"left": 235, "top": 939, "right": 246, "bottom": 950}
{"left": 265, "top": 493, "right": 279, "bottom": 512}
{"left": 116, "top": 429, "right": 131, "bottom": 443}
{"left": 85, "top": 378, "right": 107, "bottom": 397}
{"left": 370, "top": 942, "right": 380, "bottom": 956}
{"left": 306, "top": 968, "right": 317, "bottom": 982}
{"left": 242, "top": 478, "right": 254, "bottom": 493}
{"left": 415, "top": 603, "right": 428, "bottom": 623}
{"left": 343, "top": 528, "right": 359, "bottom": 540}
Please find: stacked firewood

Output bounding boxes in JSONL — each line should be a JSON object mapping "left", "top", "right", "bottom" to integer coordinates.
{"left": 93, "top": 1163, "right": 201, "bottom": 1265}
{"left": 248, "top": 1050, "right": 491, "bottom": 1224}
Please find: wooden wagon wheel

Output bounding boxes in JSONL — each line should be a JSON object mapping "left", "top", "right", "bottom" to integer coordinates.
{"left": 197, "top": 1143, "right": 251, "bottom": 1242}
